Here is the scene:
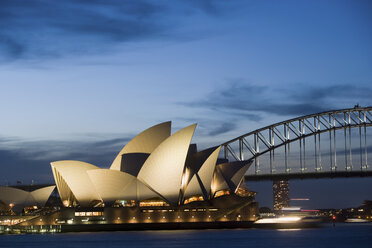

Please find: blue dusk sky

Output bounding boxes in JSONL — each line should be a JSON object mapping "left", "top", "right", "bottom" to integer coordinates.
{"left": 0, "top": 0, "right": 371, "bottom": 209}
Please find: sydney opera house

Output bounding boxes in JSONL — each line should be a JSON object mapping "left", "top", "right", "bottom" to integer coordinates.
{"left": 1, "top": 122, "right": 257, "bottom": 232}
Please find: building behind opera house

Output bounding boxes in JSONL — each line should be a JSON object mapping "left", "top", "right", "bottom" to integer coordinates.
{"left": 1, "top": 122, "right": 258, "bottom": 231}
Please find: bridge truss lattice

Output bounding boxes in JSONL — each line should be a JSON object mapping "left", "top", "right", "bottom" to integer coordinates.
{"left": 222, "top": 107, "right": 372, "bottom": 177}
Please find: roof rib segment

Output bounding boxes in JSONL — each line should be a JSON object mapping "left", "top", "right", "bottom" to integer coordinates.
{"left": 51, "top": 166, "right": 76, "bottom": 206}
{"left": 51, "top": 160, "right": 102, "bottom": 207}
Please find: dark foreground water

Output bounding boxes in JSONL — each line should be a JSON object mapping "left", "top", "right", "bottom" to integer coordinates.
{"left": 1, "top": 223, "right": 371, "bottom": 248}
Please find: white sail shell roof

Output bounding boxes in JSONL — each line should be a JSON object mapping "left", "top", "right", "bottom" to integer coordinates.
{"left": 183, "top": 175, "right": 202, "bottom": 199}
{"left": 51, "top": 160, "right": 102, "bottom": 207}
{"left": 197, "top": 146, "right": 221, "bottom": 197}
{"left": 0, "top": 186, "right": 30, "bottom": 206}
{"left": 136, "top": 180, "right": 160, "bottom": 200}
{"left": 184, "top": 146, "right": 221, "bottom": 199}
{"left": 138, "top": 124, "right": 197, "bottom": 205}
{"left": 51, "top": 165, "right": 75, "bottom": 206}
{"left": 230, "top": 164, "right": 251, "bottom": 191}
{"left": 0, "top": 185, "right": 56, "bottom": 212}
{"left": 86, "top": 169, "right": 160, "bottom": 203}
{"left": 87, "top": 169, "right": 136, "bottom": 203}
{"left": 211, "top": 167, "right": 229, "bottom": 196}
{"left": 110, "top": 121, "right": 171, "bottom": 171}
{"left": 116, "top": 179, "right": 160, "bottom": 201}
{"left": 30, "top": 186, "right": 56, "bottom": 207}
{"left": 211, "top": 161, "right": 252, "bottom": 195}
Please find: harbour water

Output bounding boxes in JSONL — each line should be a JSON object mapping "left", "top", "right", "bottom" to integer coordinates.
{"left": 0, "top": 223, "right": 371, "bottom": 248}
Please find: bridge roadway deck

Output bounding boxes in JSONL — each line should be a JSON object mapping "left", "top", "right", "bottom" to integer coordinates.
{"left": 244, "top": 171, "right": 372, "bottom": 181}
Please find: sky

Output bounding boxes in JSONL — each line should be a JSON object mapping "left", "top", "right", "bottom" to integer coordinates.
{"left": 0, "top": 0, "right": 371, "bottom": 209}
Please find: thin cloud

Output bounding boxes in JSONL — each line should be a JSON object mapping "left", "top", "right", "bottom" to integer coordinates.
{"left": 208, "top": 122, "right": 237, "bottom": 136}
{"left": 89, "top": 138, "right": 131, "bottom": 148}
{"left": 182, "top": 80, "right": 372, "bottom": 119}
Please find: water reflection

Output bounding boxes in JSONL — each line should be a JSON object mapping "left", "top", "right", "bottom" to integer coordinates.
{"left": 277, "top": 228, "right": 302, "bottom": 231}
{"left": 0, "top": 224, "right": 371, "bottom": 248}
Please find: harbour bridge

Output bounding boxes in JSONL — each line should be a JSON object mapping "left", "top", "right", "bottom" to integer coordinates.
{"left": 222, "top": 106, "right": 372, "bottom": 181}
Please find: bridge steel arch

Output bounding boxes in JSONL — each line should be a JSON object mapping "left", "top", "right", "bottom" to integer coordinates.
{"left": 222, "top": 107, "right": 372, "bottom": 178}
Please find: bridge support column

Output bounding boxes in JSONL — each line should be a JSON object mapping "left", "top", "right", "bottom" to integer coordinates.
{"left": 273, "top": 180, "right": 290, "bottom": 211}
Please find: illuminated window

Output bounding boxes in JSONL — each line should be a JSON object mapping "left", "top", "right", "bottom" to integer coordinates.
{"left": 139, "top": 199, "right": 169, "bottom": 207}
{"left": 75, "top": 211, "right": 103, "bottom": 217}
{"left": 184, "top": 195, "right": 204, "bottom": 204}
{"left": 214, "top": 190, "right": 230, "bottom": 198}
{"left": 235, "top": 187, "right": 256, "bottom": 197}
{"left": 113, "top": 200, "right": 136, "bottom": 207}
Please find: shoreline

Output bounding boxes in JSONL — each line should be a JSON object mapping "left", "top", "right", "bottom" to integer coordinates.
{"left": 1, "top": 220, "right": 328, "bottom": 234}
